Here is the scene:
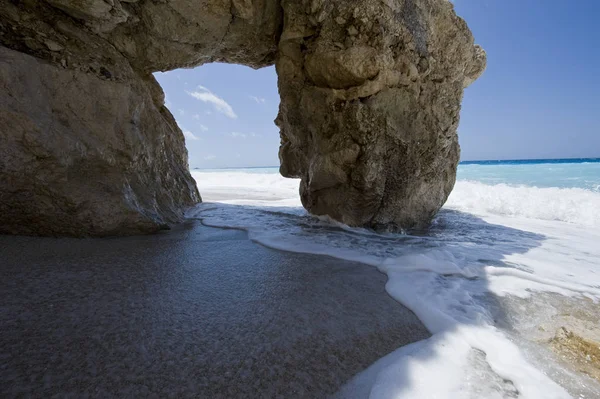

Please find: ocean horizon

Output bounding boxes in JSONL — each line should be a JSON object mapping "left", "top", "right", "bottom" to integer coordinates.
{"left": 193, "top": 156, "right": 600, "bottom": 171}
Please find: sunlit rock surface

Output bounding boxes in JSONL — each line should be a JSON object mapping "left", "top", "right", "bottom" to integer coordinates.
{"left": 276, "top": 0, "right": 486, "bottom": 229}
{"left": 0, "top": 0, "right": 483, "bottom": 235}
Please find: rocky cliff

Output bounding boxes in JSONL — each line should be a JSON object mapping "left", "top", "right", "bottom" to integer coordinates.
{"left": 276, "top": 0, "right": 485, "bottom": 229}
{"left": 0, "top": 0, "right": 484, "bottom": 236}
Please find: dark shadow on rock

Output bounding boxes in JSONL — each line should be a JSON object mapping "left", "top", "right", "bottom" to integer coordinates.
{"left": 0, "top": 206, "right": 546, "bottom": 398}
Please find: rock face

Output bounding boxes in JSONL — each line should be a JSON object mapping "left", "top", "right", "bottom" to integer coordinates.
{"left": 0, "top": 0, "right": 484, "bottom": 236}
{"left": 0, "top": 45, "right": 199, "bottom": 236}
{"left": 276, "top": 0, "right": 485, "bottom": 229}
{"left": 0, "top": 0, "right": 204, "bottom": 236}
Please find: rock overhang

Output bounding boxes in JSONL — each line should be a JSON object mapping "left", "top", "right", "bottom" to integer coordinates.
{"left": 0, "top": 0, "right": 484, "bottom": 236}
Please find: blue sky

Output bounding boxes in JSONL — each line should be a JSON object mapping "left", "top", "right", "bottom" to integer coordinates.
{"left": 155, "top": 0, "right": 600, "bottom": 168}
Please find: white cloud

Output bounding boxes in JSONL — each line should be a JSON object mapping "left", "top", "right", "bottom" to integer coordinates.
{"left": 187, "top": 85, "right": 237, "bottom": 119}
{"left": 199, "top": 124, "right": 209, "bottom": 132}
{"left": 227, "top": 131, "right": 261, "bottom": 139}
{"left": 204, "top": 155, "right": 216, "bottom": 161}
{"left": 193, "top": 113, "right": 200, "bottom": 120}
{"left": 229, "top": 132, "right": 247, "bottom": 139}
{"left": 182, "top": 130, "right": 200, "bottom": 141}
{"left": 249, "top": 95, "right": 266, "bottom": 104}
{"left": 178, "top": 109, "right": 185, "bottom": 116}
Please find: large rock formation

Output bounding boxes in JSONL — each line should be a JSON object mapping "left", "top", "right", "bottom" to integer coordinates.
{"left": 276, "top": 0, "right": 485, "bottom": 229}
{"left": 0, "top": 1, "right": 203, "bottom": 236}
{"left": 0, "top": 0, "right": 484, "bottom": 236}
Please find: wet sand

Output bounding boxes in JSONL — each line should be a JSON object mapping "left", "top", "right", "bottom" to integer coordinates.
{"left": 0, "top": 221, "right": 429, "bottom": 398}
{"left": 499, "top": 293, "right": 600, "bottom": 398}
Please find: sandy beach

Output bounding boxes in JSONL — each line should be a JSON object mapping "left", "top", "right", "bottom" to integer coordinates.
{"left": 0, "top": 221, "right": 430, "bottom": 398}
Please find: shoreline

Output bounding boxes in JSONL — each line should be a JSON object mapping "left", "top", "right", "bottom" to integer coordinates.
{"left": 3, "top": 215, "right": 599, "bottom": 398}
{"left": 0, "top": 221, "right": 430, "bottom": 397}
{"left": 194, "top": 198, "right": 600, "bottom": 398}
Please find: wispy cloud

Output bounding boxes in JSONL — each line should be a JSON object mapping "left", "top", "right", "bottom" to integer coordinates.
{"left": 229, "top": 132, "right": 247, "bottom": 139}
{"left": 204, "top": 155, "right": 216, "bottom": 161}
{"left": 182, "top": 130, "right": 200, "bottom": 141}
{"left": 187, "top": 85, "right": 237, "bottom": 119}
{"left": 249, "top": 95, "right": 266, "bottom": 104}
{"left": 178, "top": 109, "right": 185, "bottom": 116}
{"left": 192, "top": 115, "right": 209, "bottom": 133}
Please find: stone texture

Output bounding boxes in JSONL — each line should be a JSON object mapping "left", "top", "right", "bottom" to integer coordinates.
{"left": 0, "top": 0, "right": 484, "bottom": 236}
{"left": 0, "top": 1, "right": 200, "bottom": 236}
{"left": 0, "top": 45, "right": 200, "bottom": 236}
{"left": 276, "top": 0, "right": 485, "bottom": 229}
{"left": 106, "top": 0, "right": 283, "bottom": 72}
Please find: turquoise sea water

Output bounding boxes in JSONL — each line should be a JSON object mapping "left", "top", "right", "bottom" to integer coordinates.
{"left": 458, "top": 158, "right": 600, "bottom": 191}
{"left": 194, "top": 158, "right": 600, "bottom": 191}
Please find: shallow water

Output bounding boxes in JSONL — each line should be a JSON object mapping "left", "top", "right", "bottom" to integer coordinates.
{"left": 190, "top": 159, "right": 600, "bottom": 398}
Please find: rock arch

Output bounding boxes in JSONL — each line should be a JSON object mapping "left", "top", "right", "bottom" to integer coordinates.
{"left": 0, "top": 0, "right": 485, "bottom": 236}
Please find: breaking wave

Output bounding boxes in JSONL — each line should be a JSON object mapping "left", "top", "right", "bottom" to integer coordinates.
{"left": 448, "top": 181, "right": 600, "bottom": 227}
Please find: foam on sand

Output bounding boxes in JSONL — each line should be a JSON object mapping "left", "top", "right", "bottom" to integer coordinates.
{"left": 190, "top": 169, "right": 600, "bottom": 398}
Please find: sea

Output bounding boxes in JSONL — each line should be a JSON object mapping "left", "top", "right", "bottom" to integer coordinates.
{"left": 188, "top": 158, "right": 600, "bottom": 399}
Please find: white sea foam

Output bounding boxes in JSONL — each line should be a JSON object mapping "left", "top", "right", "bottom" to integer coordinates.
{"left": 448, "top": 181, "right": 600, "bottom": 227}
{"left": 190, "top": 170, "right": 600, "bottom": 398}
{"left": 193, "top": 170, "right": 600, "bottom": 227}
{"left": 193, "top": 169, "right": 298, "bottom": 202}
